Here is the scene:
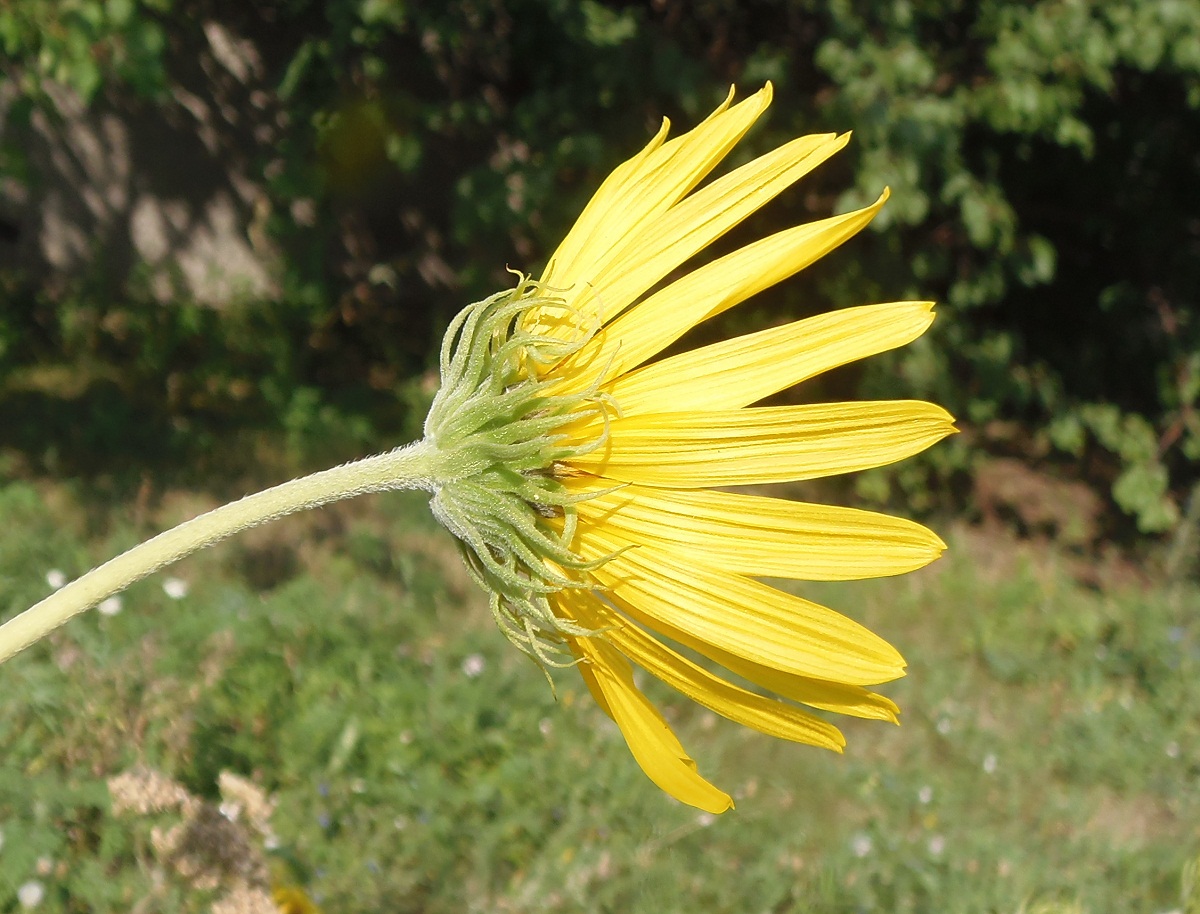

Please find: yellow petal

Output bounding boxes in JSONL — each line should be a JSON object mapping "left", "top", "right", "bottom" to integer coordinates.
{"left": 563, "top": 131, "right": 849, "bottom": 328}
{"left": 568, "top": 481, "right": 945, "bottom": 580}
{"left": 571, "top": 632, "right": 734, "bottom": 813}
{"left": 571, "top": 576, "right": 900, "bottom": 722}
{"left": 557, "top": 590, "right": 845, "bottom": 750}
{"left": 536, "top": 116, "right": 672, "bottom": 295}
{"left": 605, "top": 301, "right": 936, "bottom": 414}
{"left": 544, "top": 194, "right": 887, "bottom": 394}
{"left": 540, "top": 85, "right": 770, "bottom": 307}
{"left": 696, "top": 644, "right": 901, "bottom": 722}
{"left": 568, "top": 401, "right": 956, "bottom": 488}
{"left": 574, "top": 526, "right": 906, "bottom": 685}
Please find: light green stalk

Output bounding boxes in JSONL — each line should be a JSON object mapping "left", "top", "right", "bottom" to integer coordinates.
{"left": 0, "top": 442, "right": 436, "bottom": 665}
{"left": 0, "top": 278, "right": 607, "bottom": 670}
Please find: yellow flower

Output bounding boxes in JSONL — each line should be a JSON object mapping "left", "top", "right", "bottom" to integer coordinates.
{"left": 0, "top": 82, "right": 954, "bottom": 818}
{"left": 427, "top": 83, "right": 955, "bottom": 813}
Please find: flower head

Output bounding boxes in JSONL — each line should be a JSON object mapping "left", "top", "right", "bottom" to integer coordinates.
{"left": 0, "top": 83, "right": 952, "bottom": 816}
{"left": 425, "top": 83, "right": 955, "bottom": 812}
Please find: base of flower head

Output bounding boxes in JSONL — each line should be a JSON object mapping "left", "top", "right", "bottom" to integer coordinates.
{"left": 423, "top": 274, "right": 617, "bottom": 667}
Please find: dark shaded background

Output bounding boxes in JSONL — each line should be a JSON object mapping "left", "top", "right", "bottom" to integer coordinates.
{"left": 1, "top": 0, "right": 1197, "bottom": 556}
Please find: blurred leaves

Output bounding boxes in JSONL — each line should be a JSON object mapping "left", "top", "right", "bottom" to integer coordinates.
{"left": 1, "top": 0, "right": 1198, "bottom": 540}
{"left": 0, "top": 0, "right": 170, "bottom": 101}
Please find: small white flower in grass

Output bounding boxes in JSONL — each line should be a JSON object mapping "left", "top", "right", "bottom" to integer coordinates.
{"left": 97, "top": 596, "right": 123, "bottom": 617}
{"left": 538, "top": 718, "right": 553, "bottom": 737}
{"left": 695, "top": 812, "right": 716, "bottom": 827}
{"left": 461, "top": 653, "right": 486, "bottom": 678}
{"left": 982, "top": 752, "right": 997, "bottom": 774}
{"left": 45, "top": 570, "right": 66, "bottom": 590}
{"left": 162, "top": 577, "right": 189, "bottom": 599}
{"left": 1165, "top": 741, "right": 1180, "bottom": 759}
{"left": 918, "top": 785, "right": 933, "bottom": 805}
{"left": 17, "top": 881, "right": 45, "bottom": 909}
{"left": 850, "top": 833, "right": 873, "bottom": 858}
{"left": 928, "top": 834, "right": 946, "bottom": 856}
{"left": 936, "top": 717, "right": 952, "bottom": 735}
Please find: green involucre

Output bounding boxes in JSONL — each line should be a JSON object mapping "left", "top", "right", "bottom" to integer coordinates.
{"left": 423, "top": 276, "right": 613, "bottom": 666}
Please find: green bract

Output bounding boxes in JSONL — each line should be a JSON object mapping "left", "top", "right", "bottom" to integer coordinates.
{"left": 423, "top": 275, "right": 612, "bottom": 666}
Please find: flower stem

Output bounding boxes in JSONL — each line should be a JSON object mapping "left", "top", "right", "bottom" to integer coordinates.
{"left": 0, "top": 440, "right": 436, "bottom": 665}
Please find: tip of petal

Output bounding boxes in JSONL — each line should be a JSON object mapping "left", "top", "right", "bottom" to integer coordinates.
{"left": 901, "top": 300, "right": 938, "bottom": 334}
{"left": 838, "top": 185, "right": 888, "bottom": 222}
{"left": 730, "top": 82, "right": 775, "bottom": 108}
{"left": 871, "top": 652, "right": 908, "bottom": 686}
{"left": 930, "top": 528, "right": 949, "bottom": 555}
{"left": 926, "top": 402, "right": 958, "bottom": 426}
{"left": 825, "top": 131, "right": 853, "bottom": 158}
{"left": 732, "top": 82, "right": 774, "bottom": 119}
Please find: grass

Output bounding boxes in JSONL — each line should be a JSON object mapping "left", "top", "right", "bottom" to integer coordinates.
{"left": 0, "top": 471, "right": 1198, "bottom": 913}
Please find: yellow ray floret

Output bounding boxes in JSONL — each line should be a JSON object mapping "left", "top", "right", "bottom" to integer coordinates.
{"left": 588, "top": 576, "right": 903, "bottom": 723}
{"left": 603, "top": 300, "right": 936, "bottom": 414}
{"left": 558, "top": 588, "right": 847, "bottom": 750}
{"left": 569, "top": 401, "right": 956, "bottom": 488}
{"left": 568, "top": 482, "right": 945, "bottom": 581}
{"left": 560, "top": 131, "right": 848, "bottom": 327}
{"left": 573, "top": 631, "right": 736, "bottom": 814}
{"left": 572, "top": 526, "right": 907, "bottom": 685}
{"left": 540, "top": 87, "right": 772, "bottom": 321}
{"left": 545, "top": 193, "right": 889, "bottom": 394}
{"left": 430, "top": 83, "right": 952, "bottom": 811}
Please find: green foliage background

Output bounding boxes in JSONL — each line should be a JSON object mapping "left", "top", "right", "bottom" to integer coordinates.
{"left": 2, "top": 4, "right": 1200, "bottom": 911}
{"left": 1, "top": 0, "right": 1198, "bottom": 534}
{"left": 1, "top": 481, "right": 1198, "bottom": 913}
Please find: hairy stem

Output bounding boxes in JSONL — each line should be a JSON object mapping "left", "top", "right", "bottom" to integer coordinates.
{"left": 0, "top": 441, "right": 436, "bottom": 665}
